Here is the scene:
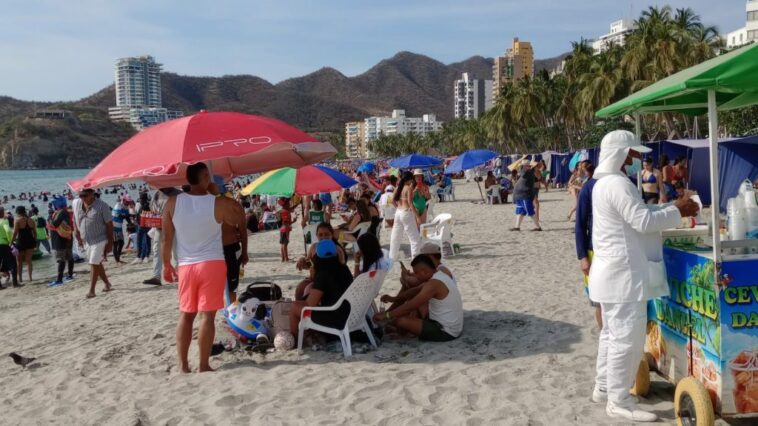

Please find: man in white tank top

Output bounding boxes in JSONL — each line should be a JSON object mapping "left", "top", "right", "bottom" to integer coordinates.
{"left": 161, "top": 162, "right": 247, "bottom": 373}
{"left": 374, "top": 254, "right": 462, "bottom": 341}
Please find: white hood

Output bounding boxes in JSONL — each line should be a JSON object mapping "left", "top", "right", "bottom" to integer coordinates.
{"left": 593, "top": 130, "right": 651, "bottom": 179}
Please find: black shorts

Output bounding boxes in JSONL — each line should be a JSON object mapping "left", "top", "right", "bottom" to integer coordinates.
{"left": 419, "top": 319, "right": 456, "bottom": 342}
{"left": 642, "top": 191, "right": 660, "bottom": 204}
{"left": 0, "top": 245, "right": 16, "bottom": 272}
{"left": 223, "top": 242, "right": 241, "bottom": 293}
{"left": 279, "top": 232, "right": 290, "bottom": 244}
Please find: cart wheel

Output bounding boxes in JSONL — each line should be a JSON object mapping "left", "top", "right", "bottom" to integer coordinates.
{"left": 630, "top": 359, "right": 650, "bottom": 397}
{"left": 675, "top": 377, "right": 714, "bottom": 426}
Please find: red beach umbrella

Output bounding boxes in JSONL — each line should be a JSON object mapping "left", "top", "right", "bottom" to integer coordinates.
{"left": 69, "top": 111, "right": 336, "bottom": 190}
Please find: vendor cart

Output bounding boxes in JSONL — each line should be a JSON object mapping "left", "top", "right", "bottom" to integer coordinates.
{"left": 596, "top": 43, "right": 758, "bottom": 425}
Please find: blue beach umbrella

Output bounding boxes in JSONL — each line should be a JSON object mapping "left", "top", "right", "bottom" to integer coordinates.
{"left": 356, "top": 162, "right": 375, "bottom": 173}
{"left": 388, "top": 153, "right": 443, "bottom": 169}
{"left": 445, "top": 149, "right": 498, "bottom": 201}
{"left": 444, "top": 149, "right": 498, "bottom": 174}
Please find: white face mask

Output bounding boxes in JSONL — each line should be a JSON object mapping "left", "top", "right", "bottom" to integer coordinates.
{"left": 625, "top": 158, "right": 642, "bottom": 177}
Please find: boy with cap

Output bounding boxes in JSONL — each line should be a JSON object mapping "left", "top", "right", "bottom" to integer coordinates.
{"left": 49, "top": 198, "right": 75, "bottom": 286}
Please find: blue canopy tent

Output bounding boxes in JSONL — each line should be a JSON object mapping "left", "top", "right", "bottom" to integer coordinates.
{"left": 550, "top": 153, "right": 573, "bottom": 185}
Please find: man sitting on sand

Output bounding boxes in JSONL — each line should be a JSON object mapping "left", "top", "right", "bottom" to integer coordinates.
{"left": 398, "top": 242, "right": 453, "bottom": 292}
{"left": 375, "top": 254, "right": 462, "bottom": 342}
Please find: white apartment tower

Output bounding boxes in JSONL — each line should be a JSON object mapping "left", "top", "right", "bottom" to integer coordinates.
{"left": 361, "top": 109, "right": 443, "bottom": 157}
{"left": 592, "top": 18, "right": 636, "bottom": 53}
{"left": 108, "top": 55, "right": 183, "bottom": 130}
{"left": 114, "top": 56, "right": 162, "bottom": 107}
{"left": 726, "top": 1, "right": 758, "bottom": 48}
{"left": 454, "top": 73, "right": 493, "bottom": 119}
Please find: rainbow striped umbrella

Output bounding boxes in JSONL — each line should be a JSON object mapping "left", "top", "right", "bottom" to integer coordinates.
{"left": 241, "top": 165, "right": 357, "bottom": 197}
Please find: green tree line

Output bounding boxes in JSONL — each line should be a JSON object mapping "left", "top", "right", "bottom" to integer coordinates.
{"left": 369, "top": 5, "right": 758, "bottom": 158}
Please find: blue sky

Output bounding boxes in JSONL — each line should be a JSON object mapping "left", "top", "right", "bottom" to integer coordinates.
{"left": 0, "top": 0, "right": 746, "bottom": 102}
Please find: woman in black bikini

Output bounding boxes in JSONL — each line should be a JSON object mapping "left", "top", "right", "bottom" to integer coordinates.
{"left": 11, "top": 206, "right": 36, "bottom": 283}
{"left": 641, "top": 158, "right": 666, "bottom": 204}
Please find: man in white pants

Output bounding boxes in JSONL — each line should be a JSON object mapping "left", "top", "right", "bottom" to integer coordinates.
{"left": 589, "top": 130, "right": 699, "bottom": 422}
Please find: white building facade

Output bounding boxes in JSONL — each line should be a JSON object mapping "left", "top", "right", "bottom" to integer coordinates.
{"left": 592, "top": 18, "right": 636, "bottom": 53}
{"left": 726, "top": 1, "right": 758, "bottom": 48}
{"left": 362, "top": 109, "right": 443, "bottom": 155}
{"left": 454, "top": 73, "right": 493, "bottom": 119}
{"left": 108, "top": 55, "right": 183, "bottom": 130}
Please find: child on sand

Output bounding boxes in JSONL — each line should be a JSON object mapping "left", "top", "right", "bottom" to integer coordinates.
{"left": 277, "top": 198, "right": 297, "bottom": 262}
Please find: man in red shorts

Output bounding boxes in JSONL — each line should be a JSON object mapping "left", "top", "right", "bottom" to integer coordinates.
{"left": 161, "top": 163, "right": 246, "bottom": 373}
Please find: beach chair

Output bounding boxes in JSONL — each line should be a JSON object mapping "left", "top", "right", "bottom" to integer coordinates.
{"left": 297, "top": 269, "right": 389, "bottom": 358}
{"left": 441, "top": 182, "right": 455, "bottom": 201}
{"left": 419, "top": 213, "right": 454, "bottom": 258}
{"left": 346, "top": 222, "right": 371, "bottom": 255}
{"left": 486, "top": 185, "right": 502, "bottom": 204}
{"left": 303, "top": 223, "right": 318, "bottom": 250}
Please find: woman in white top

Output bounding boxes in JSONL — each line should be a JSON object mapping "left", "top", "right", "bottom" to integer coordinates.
{"left": 375, "top": 254, "right": 462, "bottom": 341}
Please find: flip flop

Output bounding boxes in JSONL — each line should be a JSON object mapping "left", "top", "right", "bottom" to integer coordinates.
{"left": 531, "top": 228, "right": 543, "bottom": 231}
{"left": 86, "top": 293, "right": 96, "bottom": 299}
{"left": 102, "top": 286, "right": 113, "bottom": 292}
{"left": 509, "top": 227, "right": 520, "bottom": 231}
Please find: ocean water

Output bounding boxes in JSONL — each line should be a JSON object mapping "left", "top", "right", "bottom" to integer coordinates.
{"left": 0, "top": 169, "right": 123, "bottom": 283}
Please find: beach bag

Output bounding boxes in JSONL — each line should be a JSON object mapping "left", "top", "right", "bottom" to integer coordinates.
{"left": 270, "top": 300, "right": 293, "bottom": 336}
{"left": 240, "top": 281, "right": 282, "bottom": 302}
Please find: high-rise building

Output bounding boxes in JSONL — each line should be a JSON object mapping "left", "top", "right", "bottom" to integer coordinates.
{"left": 345, "top": 121, "right": 366, "bottom": 159}
{"left": 592, "top": 18, "right": 636, "bottom": 53}
{"left": 108, "top": 55, "right": 183, "bottom": 130}
{"left": 114, "top": 56, "right": 162, "bottom": 107}
{"left": 726, "top": 1, "right": 758, "bottom": 49}
{"left": 492, "top": 38, "right": 534, "bottom": 99}
{"left": 359, "top": 109, "right": 443, "bottom": 158}
{"left": 454, "top": 73, "right": 493, "bottom": 119}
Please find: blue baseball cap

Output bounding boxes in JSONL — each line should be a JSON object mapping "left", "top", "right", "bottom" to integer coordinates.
{"left": 315, "top": 239, "right": 338, "bottom": 259}
{"left": 52, "top": 197, "right": 67, "bottom": 210}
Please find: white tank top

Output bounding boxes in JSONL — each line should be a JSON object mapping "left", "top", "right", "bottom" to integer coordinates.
{"left": 429, "top": 270, "right": 463, "bottom": 337}
{"left": 172, "top": 193, "right": 224, "bottom": 266}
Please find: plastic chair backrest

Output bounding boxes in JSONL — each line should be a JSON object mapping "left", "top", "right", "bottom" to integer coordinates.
{"left": 431, "top": 213, "right": 452, "bottom": 224}
{"left": 438, "top": 218, "right": 453, "bottom": 240}
{"left": 354, "top": 221, "right": 370, "bottom": 237}
{"left": 342, "top": 269, "right": 388, "bottom": 330}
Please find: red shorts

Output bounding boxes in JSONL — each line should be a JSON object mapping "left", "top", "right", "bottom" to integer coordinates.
{"left": 177, "top": 260, "right": 227, "bottom": 313}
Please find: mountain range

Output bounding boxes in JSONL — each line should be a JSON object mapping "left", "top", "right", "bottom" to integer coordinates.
{"left": 0, "top": 51, "right": 568, "bottom": 168}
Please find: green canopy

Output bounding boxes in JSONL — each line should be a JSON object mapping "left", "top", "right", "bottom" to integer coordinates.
{"left": 596, "top": 42, "right": 758, "bottom": 117}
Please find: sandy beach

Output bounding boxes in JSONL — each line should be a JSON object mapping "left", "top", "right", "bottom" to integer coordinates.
{"left": 0, "top": 181, "right": 747, "bottom": 425}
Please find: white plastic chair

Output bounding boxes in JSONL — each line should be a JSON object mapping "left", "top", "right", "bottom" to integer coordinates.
{"left": 419, "top": 213, "right": 454, "bottom": 258}
{"left": 486, "top": 185, "right": 502, "bottom": 205}
{"left": 346, "top": 221, "right": 371, "bottom": 254}
{"left": 303, "top": 223, "right": 318, "bottom": 250}
{"left": 297, "top": 268, "right": 389, "bottom": 358}
{"left": 441, "top": 182, "right": 455, "bottom": 201}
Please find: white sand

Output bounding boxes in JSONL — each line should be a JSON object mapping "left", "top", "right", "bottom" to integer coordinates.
{"left": 0, "top": 182, "right": 746, "bottom": 425}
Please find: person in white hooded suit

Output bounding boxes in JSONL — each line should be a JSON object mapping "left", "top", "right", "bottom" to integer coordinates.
{"left": 589, "top": 130, "right": 700, "bottom": 422}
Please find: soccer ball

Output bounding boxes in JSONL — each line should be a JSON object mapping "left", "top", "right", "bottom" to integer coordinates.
{"left": 273, "top": 331, "right": 295, "bottom": 351}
